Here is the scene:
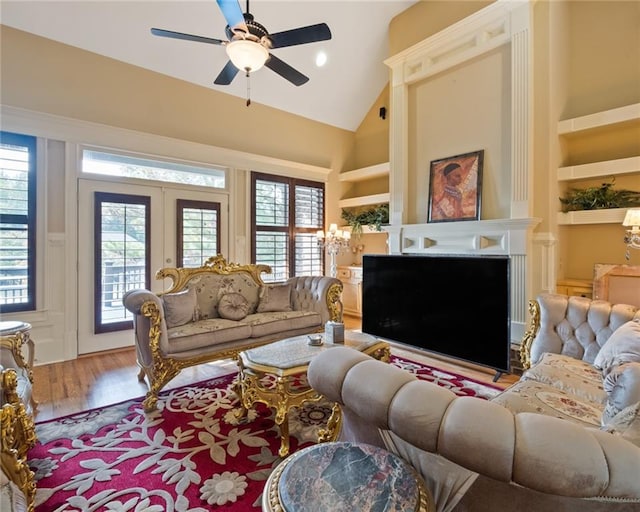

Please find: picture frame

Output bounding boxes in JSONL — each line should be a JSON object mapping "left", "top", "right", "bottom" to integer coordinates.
{"left": 427, "top": 149, "right": 484, "bottom": 223}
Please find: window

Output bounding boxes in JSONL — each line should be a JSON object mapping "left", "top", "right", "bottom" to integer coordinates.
{"left": 0, "top": 132, "right": 37, "bottom": 313}
{"left": 252, "top": 172, "right": 324, "bottom": 281}
{"left": 94, "top": 192, "right": 150, "bottom": 333}
{"left": 83, "top": 149, "right": 226, "bottom": 189}
{"left": 177, "top": 199, "right": 221, "bottom": 267}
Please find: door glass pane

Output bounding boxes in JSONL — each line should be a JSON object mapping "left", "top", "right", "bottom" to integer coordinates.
{"left": 96, "top": 192, "right": 149, "bottom": 333}
{"left": 255, "top": 231, "right": 288, "bottom": 282}
{"left": 177, "top": 200, "right": 220, "bottom": 267}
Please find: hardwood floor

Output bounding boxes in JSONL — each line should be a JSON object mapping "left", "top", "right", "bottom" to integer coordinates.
{"left": 31, "top": 315, "right": 519, "bottom": 423}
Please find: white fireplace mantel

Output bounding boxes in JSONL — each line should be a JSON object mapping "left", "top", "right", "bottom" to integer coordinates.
{"left": 385, "top": 217, "right": 541, "bottom": 256}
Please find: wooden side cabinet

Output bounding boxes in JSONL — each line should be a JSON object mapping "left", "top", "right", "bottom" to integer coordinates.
{"left": 556, "top": 278, "right": 593, "bottom": 298}
{"left": 337, "top": 266, "right": 363, "bottom": 317}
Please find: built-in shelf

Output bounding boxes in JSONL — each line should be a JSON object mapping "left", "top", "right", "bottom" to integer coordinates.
{"left": 557, "top": 103, "right": 640, "bottom": 135}
{"left": 558, "top": 156, "right": 640, "bottom": 181}
{"left": 339, "top": 162, "right": 389, "bottom": 182}
{"left": 340, "top": 225, "right": 387, "bottom": 235}
{"left": 338, "top": 162, "right": 390, "bottom": 209}
{"left": 556, "top": 104, "right": 640, "bottom": 225}
{"left": 338, "top": 193, "right": 390, "bottom": 209}
{"left": 557, "top": 208, "right": 627, "bottom": 225}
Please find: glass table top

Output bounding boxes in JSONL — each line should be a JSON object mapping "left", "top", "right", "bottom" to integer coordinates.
{"left": 242, "top": 330, "right": 382, "bottom": 370}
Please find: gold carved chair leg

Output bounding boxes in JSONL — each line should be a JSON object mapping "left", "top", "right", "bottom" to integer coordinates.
{"left": 1, "top": 369, "right": 37, "bottom": 512}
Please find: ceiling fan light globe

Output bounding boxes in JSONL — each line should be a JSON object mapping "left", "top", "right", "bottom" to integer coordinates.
{"left": 226, "top": 40, "right": 269, "bottom": 73}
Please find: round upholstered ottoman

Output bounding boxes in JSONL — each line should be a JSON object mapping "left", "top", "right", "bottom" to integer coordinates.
{"left": 262, "top": 441, "right": 434, "bottom": 512}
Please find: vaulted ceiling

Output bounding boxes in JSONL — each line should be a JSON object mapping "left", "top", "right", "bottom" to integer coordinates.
{"left": 1, "top": 0, "right": 418, "bottom": 131}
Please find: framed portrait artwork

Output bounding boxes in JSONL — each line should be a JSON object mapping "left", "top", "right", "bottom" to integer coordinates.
{"left": 427, "top": 149, "right": 484, "bottom": 223}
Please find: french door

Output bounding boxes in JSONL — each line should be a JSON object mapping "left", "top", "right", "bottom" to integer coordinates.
{"left": 78, "top": 179, "right": 227, "bottom": 354}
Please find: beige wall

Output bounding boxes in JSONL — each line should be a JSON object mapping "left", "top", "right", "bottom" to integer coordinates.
{"left": 337, "top": 84, "right": 392, "bottom": 264}
{"left": 388, "top": 1, "right": 491, "bottom": 56}
{"left": 0, "top": 26, "right": 354, "bottom": 170}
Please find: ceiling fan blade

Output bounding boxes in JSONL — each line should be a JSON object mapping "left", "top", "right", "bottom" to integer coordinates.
{"left": 269, "top": 23, "right": 332, "bottom": 49}
{"left": 215, "top": 0, "right": 248, "bottom": 34}
{"left": 265, "top": 54, "right": 309, "bottom": 86}
{"left": 214, "top": 60, "right": 240, "bottom": 85}
{"left": 151, "top": 28, "right": 225, "bottom": 45}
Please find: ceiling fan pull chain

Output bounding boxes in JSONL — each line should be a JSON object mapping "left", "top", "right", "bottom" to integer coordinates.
{"left": 246, "top": 69, "right": 251, "bottom": 106}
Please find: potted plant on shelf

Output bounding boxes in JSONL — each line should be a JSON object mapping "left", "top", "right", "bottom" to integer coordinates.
{"left": 560, "top": 178, "right": 640, "bottom": 212}
{"left": 341, "top": 204, "right": 389, "bottom": 238}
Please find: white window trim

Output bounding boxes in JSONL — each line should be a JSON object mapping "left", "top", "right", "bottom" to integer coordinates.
{"left": 80, "top": 144, "right": 229, "bottom": 192}
{"left": 1, "top": 105, "right": 331, "bottom": 182}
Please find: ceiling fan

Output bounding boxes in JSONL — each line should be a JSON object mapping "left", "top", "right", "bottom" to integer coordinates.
{"left": 150, "top": 0, "right": 332, "bottom": 89}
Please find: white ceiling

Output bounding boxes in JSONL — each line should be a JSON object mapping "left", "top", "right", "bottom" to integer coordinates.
{"left": 1, "top": 0, "right": 417, "bottom": 131}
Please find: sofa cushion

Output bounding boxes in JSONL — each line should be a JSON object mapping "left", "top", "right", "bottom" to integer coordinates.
{"left": 602, "top": 401, "right": 640, "bottom": 448}
{"left": 165, "top": 318, "right": 252, "bottom": 354}
{"left": 217, "top": 293, "right": 250, "bottom": 321}
{"left": 491, "top": 380, "right": 603, "bottom": 427}
{"left": 257, "top": 283, "right": 292, "bottom": 313}
{"left": 520, "top": 352, "right": 606, "bottom": 404}
{"left": 601, "top": 362, "right": 640, "bottom": 424}
{"left": 162, "top": 288, "right": 197, "bottom": 328}
{"left": 593, "top": 319, "right": 640, "bottom": 376}
{"left": 242, "top": 310, "right": 321, "bottom": 338}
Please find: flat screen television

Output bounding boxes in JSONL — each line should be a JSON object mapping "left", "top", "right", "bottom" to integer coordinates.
{"left": 362, "top": 254, "right": 511, "bottom": 374}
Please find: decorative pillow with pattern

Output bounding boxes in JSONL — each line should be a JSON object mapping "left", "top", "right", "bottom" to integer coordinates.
{"left": 601, "top": 401, "right": 640, "bottom": 448}
{"left": 162, "top": 288, "right": 197, "bottom": 328}
{"left": 593, "top": 319, "right": 640, "bottom": 376}
{"left": 257, "top": 283, "right": 292, "bottom": 313}
{"left": 601, "top": 362, "right": 640, "bottom": 424}
{"left": 217, "top": 292, "right": 250, "bottom": 321}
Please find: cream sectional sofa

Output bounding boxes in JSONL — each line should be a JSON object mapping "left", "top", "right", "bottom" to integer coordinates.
{"left": 123, "top": 255, "right": 343, "bottom": 411}
{"left": 307, "top": 294, "right": 640, "bottom": 512}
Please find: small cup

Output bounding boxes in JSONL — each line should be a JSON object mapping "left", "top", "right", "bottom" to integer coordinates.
{"left": 307, "top": 334, "right": 323, "bottom": 346}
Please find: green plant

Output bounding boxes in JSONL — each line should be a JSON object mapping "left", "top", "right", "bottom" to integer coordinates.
{"left": 341, "top": 204, "right": 389, "bottom": 237}
{"left": 559, "top": 178, "right": 640, "bottom": 212}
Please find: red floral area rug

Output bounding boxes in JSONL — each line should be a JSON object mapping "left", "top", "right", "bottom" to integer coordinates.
{"left": 29, "top": 355, "right": 502, "bottom": 511}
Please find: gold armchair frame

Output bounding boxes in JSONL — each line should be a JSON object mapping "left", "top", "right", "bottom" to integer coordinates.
{"left": 518, "top": 299, "right": 541, "bottom": 371}
{"left": 1, "top": 369, "right": 37, "bottom": 512}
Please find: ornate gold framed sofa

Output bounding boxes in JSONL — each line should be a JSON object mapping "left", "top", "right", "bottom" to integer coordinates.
{"left": 123, "top": 255, "right": 343, "bottom": 411}
{"left": 308, "top": 294, "right": 640, "bottom": 512}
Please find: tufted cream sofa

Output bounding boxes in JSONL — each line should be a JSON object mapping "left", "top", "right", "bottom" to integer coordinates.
{"left": 123, "top": 255, "right": 343, "bottom": 411}
{"left": 308, "top": 294, "right": 640, "bottom": 512}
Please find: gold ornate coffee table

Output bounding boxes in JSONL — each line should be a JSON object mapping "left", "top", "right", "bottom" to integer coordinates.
{"left": 235, "top": 331, "right": 389, "bottom": 457}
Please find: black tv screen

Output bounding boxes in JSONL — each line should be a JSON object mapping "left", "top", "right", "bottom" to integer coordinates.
{"left": 362, "top": 254, "right": 511, "bottom": 373}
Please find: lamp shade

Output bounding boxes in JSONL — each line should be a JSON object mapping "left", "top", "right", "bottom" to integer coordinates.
{"left": 225, "top": 40, "right": 269, "bottom": 72}
{"left": 623, "top": 208, "right": 640, "bottom": 227}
